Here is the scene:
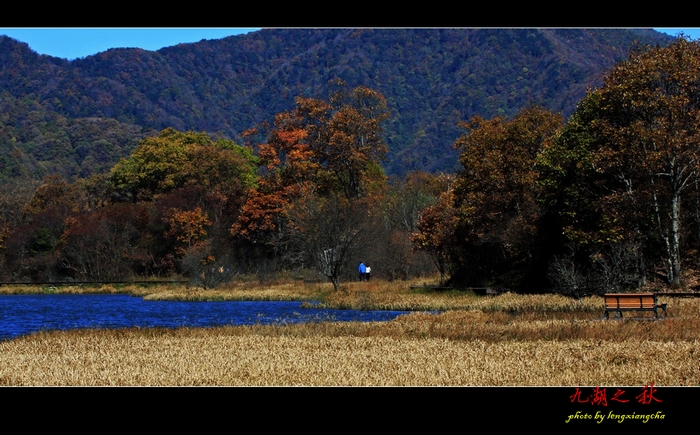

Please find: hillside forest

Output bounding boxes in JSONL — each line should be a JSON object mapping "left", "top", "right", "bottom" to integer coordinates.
{"left": 2, "top": 37, "right": 700, "bottom": 295}
{"left": 0, "top": 29, "right": 674, "bottom": 183}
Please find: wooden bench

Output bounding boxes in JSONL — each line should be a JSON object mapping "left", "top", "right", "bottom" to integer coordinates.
{"left": 603, "top": 293, "right": 667, "bottom": 319}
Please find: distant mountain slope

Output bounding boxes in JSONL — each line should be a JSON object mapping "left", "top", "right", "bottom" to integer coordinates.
{"left": 0, "top": 28, "right": 675, "bottom": 181}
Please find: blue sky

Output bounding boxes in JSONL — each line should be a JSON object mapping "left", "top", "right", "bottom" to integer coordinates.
{"left": 0, "top": 28, "right": 698, "bottom": 60}
{"left": 655, "top": 28, "right": 700, "bottom": 40}
{"left": 0, "top": 28, "right": 261, "bottom": 60}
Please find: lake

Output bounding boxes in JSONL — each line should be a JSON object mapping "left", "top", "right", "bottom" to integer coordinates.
{"left": 0, "top": 293, "right": 411, "bottom": 341}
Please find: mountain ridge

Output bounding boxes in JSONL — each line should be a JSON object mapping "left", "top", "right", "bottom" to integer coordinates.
{"left": 0, "top": 28, "right": 676, "bottom": 182}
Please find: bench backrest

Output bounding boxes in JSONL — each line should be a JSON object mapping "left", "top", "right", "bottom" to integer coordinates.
{"left": 604, "top": 293, "right": 656, "bottom": 309}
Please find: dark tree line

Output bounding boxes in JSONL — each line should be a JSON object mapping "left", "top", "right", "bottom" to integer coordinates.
{"left": 415, "top": 37, "right": 700, "bottom": 294}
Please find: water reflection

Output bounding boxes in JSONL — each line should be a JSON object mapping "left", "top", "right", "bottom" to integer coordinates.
{"left": 0, "top": 294, "right": 410, "bottom": 340}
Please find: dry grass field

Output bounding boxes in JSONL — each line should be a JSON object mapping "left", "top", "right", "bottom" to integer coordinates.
{"left": 1, "top": 278, "right": 699, "bottom": 386}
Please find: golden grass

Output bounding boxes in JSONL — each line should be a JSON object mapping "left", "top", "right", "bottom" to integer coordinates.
{"left": 318, "top": 285, "right": 605, "bottom": 312}
{"left": 1, "top": 323, "right": 697, "bottom": 386}
{"left": 140, "top": 281, "right": 330, "bottom": 302}
{"left": 0, "top": 284, "right": 127, "bottom": 295}
{"left": 1, "top": 277, "right": 699, "bottom": 386}
{"left": 0, "top": 279, "right": 332, "bottom": 300}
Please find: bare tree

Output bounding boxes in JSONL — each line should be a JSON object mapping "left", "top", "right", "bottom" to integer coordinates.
{"left": 287, "top": 192, "right": 379, "bottom": 291}
{"left": 548, "top": 245, "right": 589, "bottom": 299}
{"left": 549, "top": 241, "right": 645, "bottom": 300}
{"left": 59, "top": 204, "right": 147, "bottom": 282}
{"left": 589, "top": 242, "right": 645, "bottom": 293}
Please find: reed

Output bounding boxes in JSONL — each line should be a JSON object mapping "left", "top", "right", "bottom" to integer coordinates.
{"left": 2, "top": 278, "right": 699, "bottom": 386}
{"left": 0, "top": 279, "right": 332, "bottom": 300}
{"left": 142, "top": 281, "right": 331, "bottom": 301}
{"left": 0, "top": 284, "right": 127, "bottom": 295}
{"left": 317, "top": 284, "right": 603, "bottom": 312}
{"left": 1, "top": 324, "right": 697, "bottom": 386}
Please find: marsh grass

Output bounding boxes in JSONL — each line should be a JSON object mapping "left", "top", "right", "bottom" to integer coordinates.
{"left": 140, "top": 282, "right": 329, "bottom": 302}
{"left": 1, "top": 277, "right": 699, "bottom": 386}
{"left": 0, "top": 284, "right": 128, "bottom": 295}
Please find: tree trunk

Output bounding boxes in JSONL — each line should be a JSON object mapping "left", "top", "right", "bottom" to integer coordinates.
{"left": 669, "top": 191, "right": 682, "bottom": 286}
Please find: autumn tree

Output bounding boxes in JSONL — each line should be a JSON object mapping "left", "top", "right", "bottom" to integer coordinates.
{"left": 543, "top": 37, "right": 700, "bottom": 287}
{"left": 58, "top": 203, "right": 150, "bottom": 282}
{"left": 450, "top": 105, "right": 563, "bottom": 289}
{"left": 0, "top": 178, "right": 38, "bottom": 252}
{"left": 262, "top": 79, "right": 390, "bottom": 200}
{"left": 163, "top": 205, "right": 225, "bottom": 287}
{"left": 108, "top": 128, "right": 259, "bottom": 277}
{"left": 0, "top": 178, "right": 39, "bottom": 279}
{"left": 382, "top": 171, "right": 448, "bottom": 281}
{"left": 1, "top": 175, "right": 85, "bottom": 280}
{"left": 388, "top": 171, "right": 451, "bottom": 233}
{"left": 164, "top": 206, "right": 211, "bottom": 258}
{"left": 537, "top": 90, "right": 648, "bottom": 294}
{"left": 598, "top": 37, "right": 700, "bottom": 287}
{"left": 22, "top": 174, "right": 84, "bottom": 219}
{"left": 286, "top": 191, "right": 380, "bottom": 291}
{"left": 314, "top": 81, "right": 390, "bottom": 199}
{"left": 411, "top": 186, "right": 458, "bottom": 285}
{"left": 231, "top": 81, "right": 391, "bottom": 285}
{"left": 75, "top": 174, "right": 112, "bottom": 212}
{"left": 229, "top": 122, "right": 310, "bottom": 261}
{"left": 109, "top": 127, "right": 258, "bottom": 202}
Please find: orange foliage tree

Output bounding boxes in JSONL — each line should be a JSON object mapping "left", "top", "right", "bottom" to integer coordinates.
{"left": 411, "top": 186, "right": 458, "bottom": 285}
{"left": 164, "top": 206, "right": 211, "bottom": 258}
{"left": 231, "top": 81, "right": 390, "bottom": 285}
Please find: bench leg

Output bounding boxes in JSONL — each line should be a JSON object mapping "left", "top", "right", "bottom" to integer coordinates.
{"left": 604, "top": 310, "right": 624, "bottom": 319}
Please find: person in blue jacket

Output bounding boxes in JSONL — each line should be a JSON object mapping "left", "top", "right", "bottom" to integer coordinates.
{"left": 358, "top": 262, "right": 367, "bottom": 281}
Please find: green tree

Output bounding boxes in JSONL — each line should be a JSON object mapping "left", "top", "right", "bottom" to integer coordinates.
{"left": 109, "top": 128, "right": 258, "bottom": 202}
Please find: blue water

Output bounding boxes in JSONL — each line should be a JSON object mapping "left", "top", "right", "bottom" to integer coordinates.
{"left": 0, "top": 294, "right": 410, "bottom": 341}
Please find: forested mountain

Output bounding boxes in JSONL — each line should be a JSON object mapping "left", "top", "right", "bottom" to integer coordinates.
{"left": 0, "top": 28, "right": 675, "bottom": 182}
